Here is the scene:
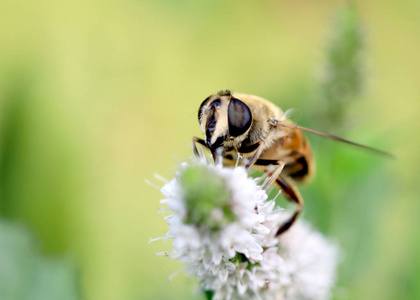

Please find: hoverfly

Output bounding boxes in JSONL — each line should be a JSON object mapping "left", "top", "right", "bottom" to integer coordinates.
{"left": 193, "top": 90, "right": 392, "bottom": 235}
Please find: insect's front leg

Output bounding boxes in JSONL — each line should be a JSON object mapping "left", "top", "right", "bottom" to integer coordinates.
{"left": 244, "top": 141, "right": 265, "bottom": 170}
{"left": 262, "top": 160, "right": 285, "bottom": 190}
{"left": 192, "top": 137, "right": 208, "bottom": 158}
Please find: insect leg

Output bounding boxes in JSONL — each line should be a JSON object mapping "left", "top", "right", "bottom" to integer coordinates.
{"left": 262, "top": 161, "right": 285, "bottom": 190}
{"left": 274, "top": 175, "right": 303, "bottom": 235}
{"left": 192, "top": 137, "right": 208, "bottom": 158}
{"left": 223, "top": 154, "right": 301, "bottom": 233}
{"left": 245, "top": 141, "right": 265, "bottom": 170}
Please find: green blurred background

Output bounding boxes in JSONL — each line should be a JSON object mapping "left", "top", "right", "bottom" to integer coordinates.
{"left": 0, "top": 0, "right": 419, "bottom": 299}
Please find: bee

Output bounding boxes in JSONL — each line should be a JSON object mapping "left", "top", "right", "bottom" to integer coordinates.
{"left": 193, "top": 90, "right": 392, "bottom": 235}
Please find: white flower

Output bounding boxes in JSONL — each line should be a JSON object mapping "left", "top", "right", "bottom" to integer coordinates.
{"left": 160, "top": 161, "right": 271, "bottom": 283}
{"left": 276, "top": 217, "right": 340, "bottom": 300}
{"left": 197, "top": 212, "right": 339, "bottom": 300}
{"left": 153, "top": 159, "right": 339, "bottom": 300}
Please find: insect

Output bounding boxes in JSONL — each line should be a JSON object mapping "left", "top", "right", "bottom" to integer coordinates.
{"left": 193, "top": 90, "right": 392, "bottom": 235}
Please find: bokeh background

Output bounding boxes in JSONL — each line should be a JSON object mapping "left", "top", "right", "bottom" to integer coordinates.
{"left": 0, "top": 1, "right": 419, "bottom": 299}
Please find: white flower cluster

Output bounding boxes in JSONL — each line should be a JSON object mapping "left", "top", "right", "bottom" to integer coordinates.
{"left": 156, "top": 160, "right": 339, "bottom": 300}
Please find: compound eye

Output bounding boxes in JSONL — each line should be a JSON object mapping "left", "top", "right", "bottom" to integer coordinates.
{"left": 198, "top": 96, "right": 211, "bottom": 124}
{"left": 228, "top": 97, "right": 252, "bottom": 137}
